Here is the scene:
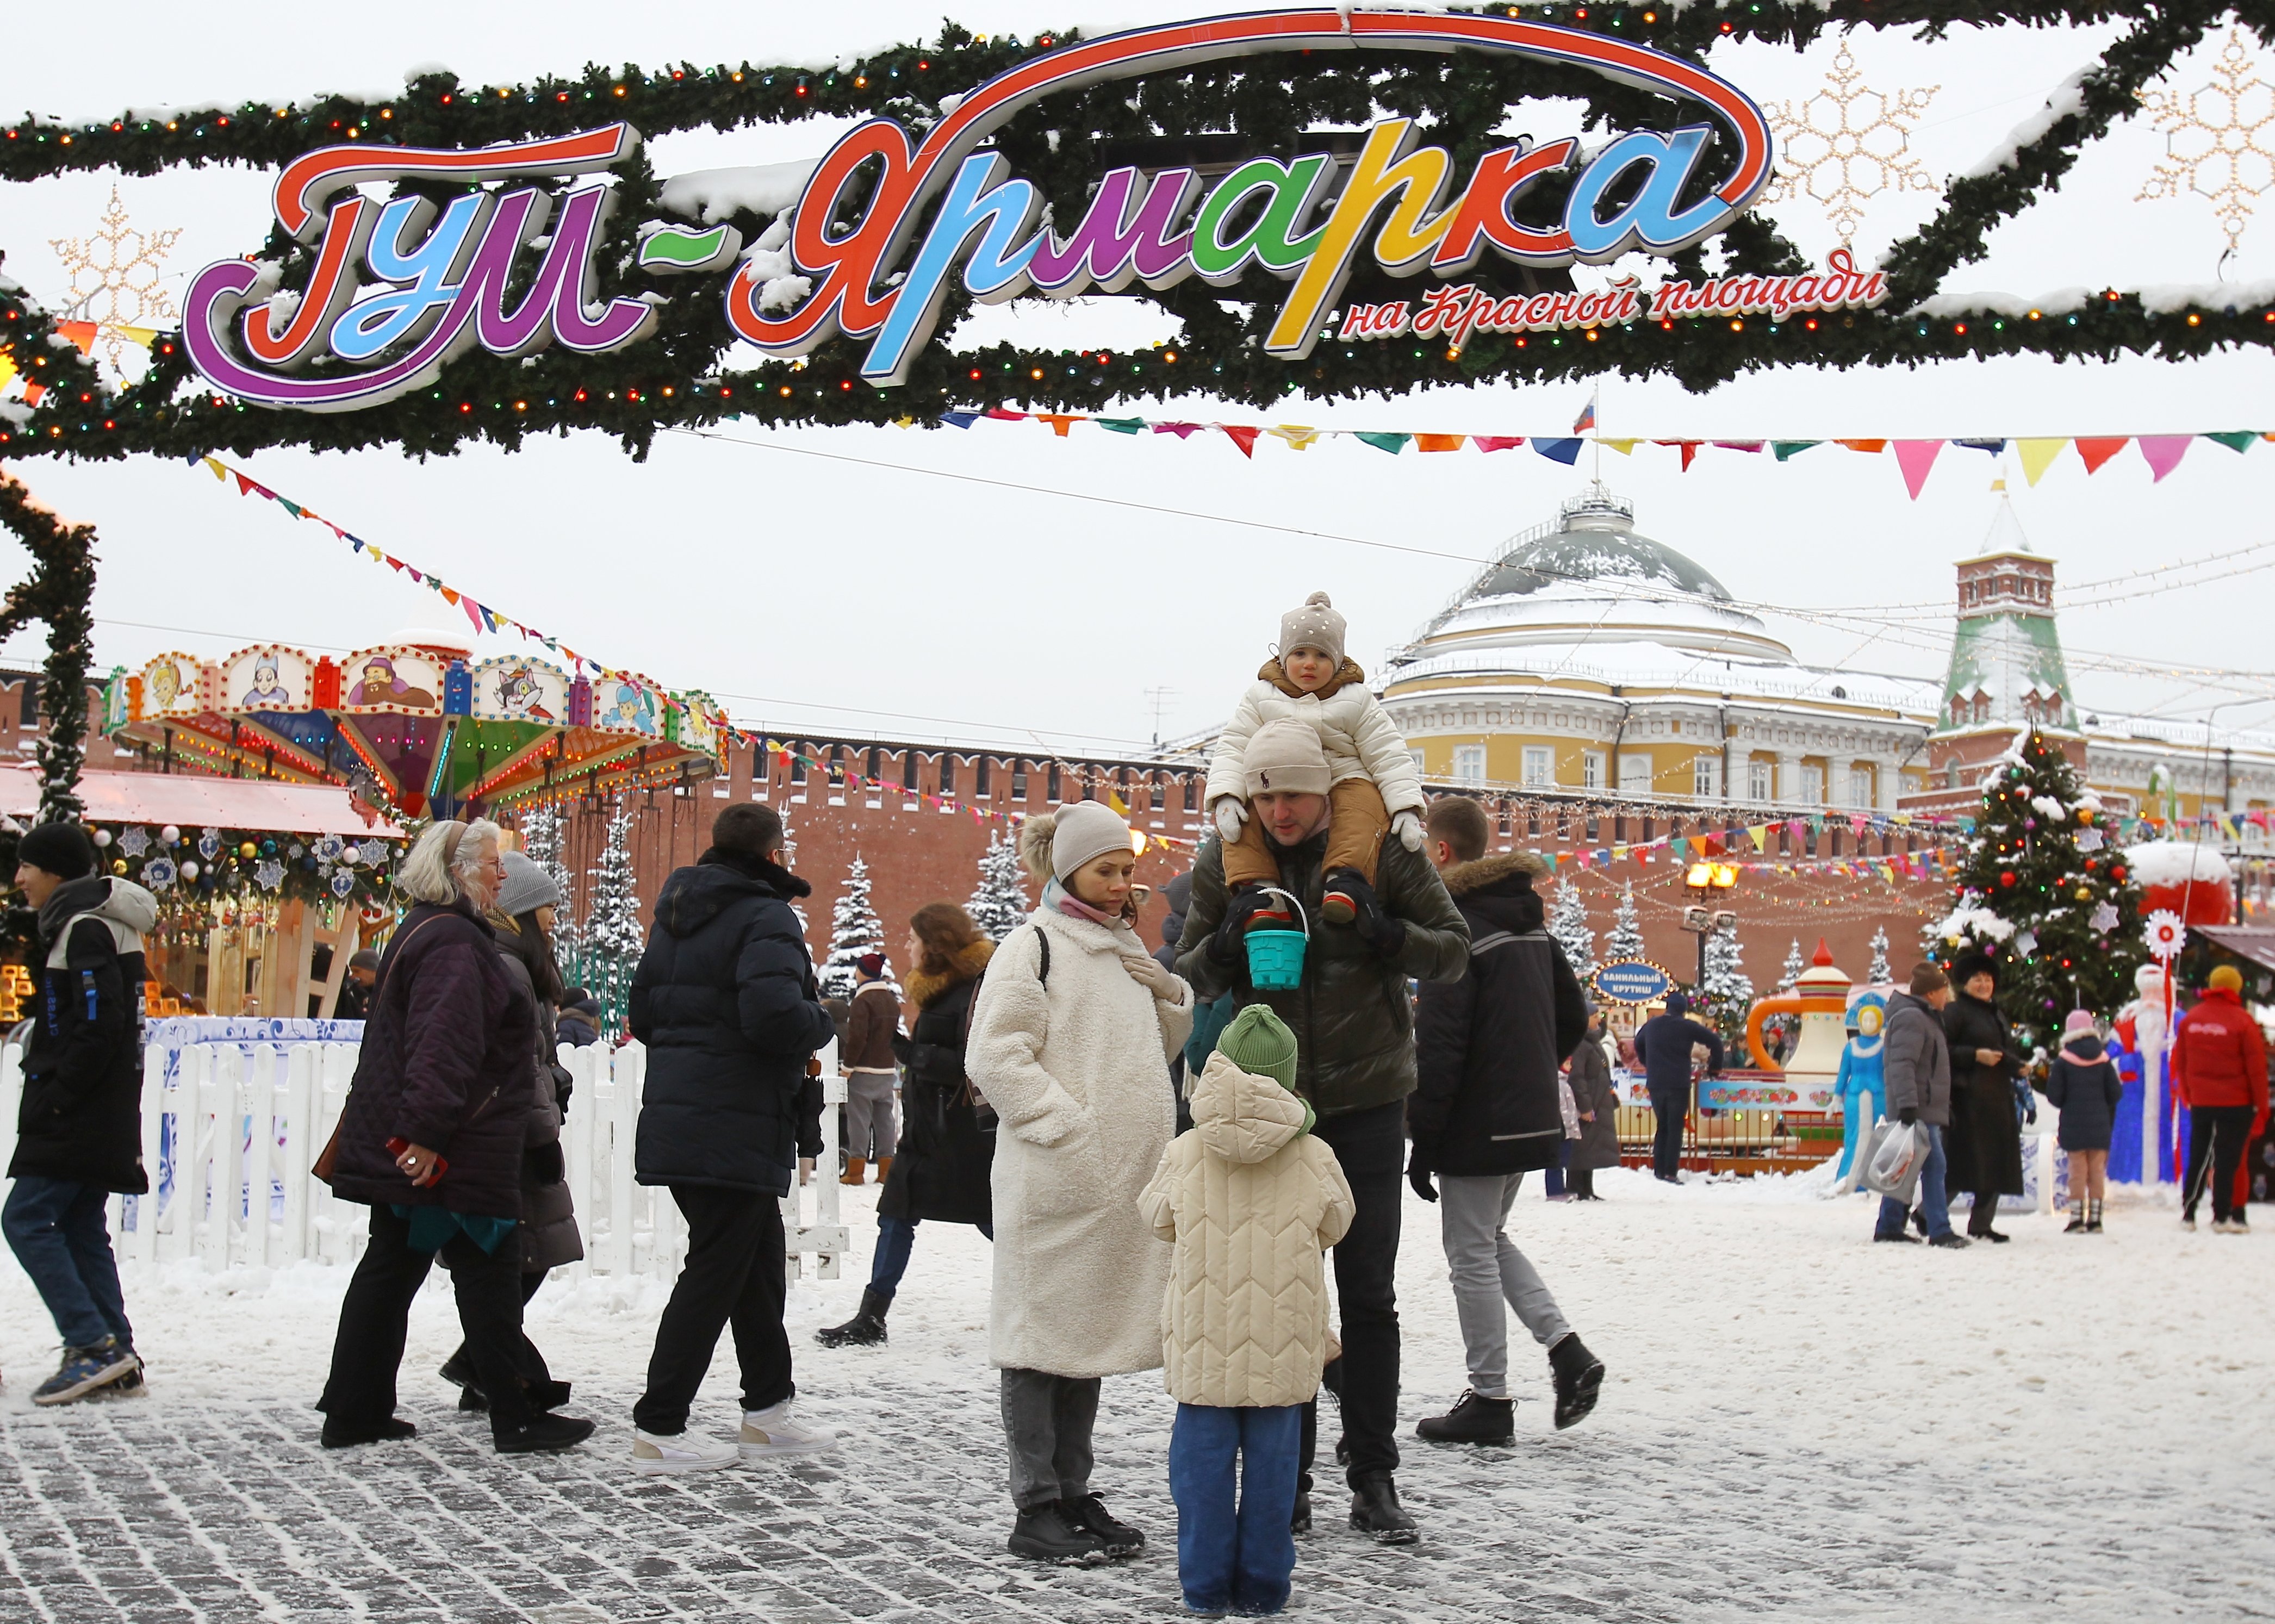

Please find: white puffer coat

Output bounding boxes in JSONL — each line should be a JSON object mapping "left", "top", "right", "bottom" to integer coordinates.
{"left": 1203, "top": 660, "right": 1426, "bottom": 815}
{"left": 1139, "top": 1053, "right": 1356, "bottom": 1409}
{"left": 967, "top": 905, "right": 1194, "bottom": 1378}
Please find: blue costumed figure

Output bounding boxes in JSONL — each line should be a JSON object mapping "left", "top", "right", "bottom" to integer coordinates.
{"left": 1833, "top": 987, "right": 1888, "bottom": 1180}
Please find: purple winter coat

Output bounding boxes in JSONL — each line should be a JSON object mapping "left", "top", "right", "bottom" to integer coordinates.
{"left": 327, "top": 899, "right": 538, "bottom": 1220}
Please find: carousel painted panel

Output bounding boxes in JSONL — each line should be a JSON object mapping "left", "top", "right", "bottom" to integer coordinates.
{"left": 470, "top": 656, "right": 570, "bottom": 725}
{"left": 339, "top": 647, "right": 446, "bottom": 714}
{"left": 220, "top": 645, "right": 315, "bottom": 713}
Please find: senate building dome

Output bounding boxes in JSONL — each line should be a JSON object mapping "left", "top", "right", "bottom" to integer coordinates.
{"left": 1380, "top": 486, "right": 1936, "bottom": 813}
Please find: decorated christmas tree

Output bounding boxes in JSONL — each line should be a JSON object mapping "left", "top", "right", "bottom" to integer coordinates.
{"left": 1778, "top": 939, "right": 1805, "bottom": 991}
{"left": 967, "top": 831, "right": 1031, "bottom": 942}
{"left": 1696, "top": 923, "right": 1755, "bottom": 1043}
{"left": 1867, "top": 926, "right": 1892, "bottom": 985}
{"left": 819, "top": 854, "right": 886, "bottom": 999}
{"left": 1929, "top": 729, "right": 2145, "bottom": 1043}
{"left": 1603, "top": 879, "right": 1646, "bottom": 963}
{"left": 585, "top": 805, "right": 644, "bottom": 961}
{"left": 1547, "top": 880, "right": 1597, "bottom": 983}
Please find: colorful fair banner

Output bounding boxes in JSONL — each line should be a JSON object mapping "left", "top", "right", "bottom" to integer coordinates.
{"left": 181, "top": 10, "right": 1795, "bottom": 409}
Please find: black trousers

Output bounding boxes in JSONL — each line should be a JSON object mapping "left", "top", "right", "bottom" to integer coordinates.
{"left": 633, "top": 1185, "right": 792, "bottom": 1435}
{"left": 1650, "top": 1088, "right": 1687, "bottom": 1180}
{"left": 319, "top": 1204, "right": 538, "bottom": 1433}
{"left": 1569, "top": 1167, "right": 1595, "bottom": 1199}
{"left": 1298, "top": 1102, "right": 1403, "bottom": 1491}
{"left": 2184, "top": 1104, "right": 2256, "bottom": 1222}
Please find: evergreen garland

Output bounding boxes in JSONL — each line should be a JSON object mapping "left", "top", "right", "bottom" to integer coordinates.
{"left": 0, "top": 472, "right": 96, "bottom": 824}
{"left": 1929, "top": 729, "right": 2145, "bottom": 1043}
{"left": 1, "top": 4, "right": 2267, "bottom": 464}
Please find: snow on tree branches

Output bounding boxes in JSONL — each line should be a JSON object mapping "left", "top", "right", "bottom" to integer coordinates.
{"left": 820, "top": 854, "right": 886, "bottom": 1000}
{"left": 967, "top": 831, "right": 1031, "bottom": 942}
{"left": 584, "top": 805, "right": 644, "bottom": 961}
{"left": 1547, "top": 881, "right": 1597, "bottom": 983}
{"left": 1604, "top": 880, "right": 1645, "bottom": 963}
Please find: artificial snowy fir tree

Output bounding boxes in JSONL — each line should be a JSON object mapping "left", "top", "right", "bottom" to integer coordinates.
{"left": 1603, "top": 880, "right": 1646, "bottom": 963}
{"left": 584, "top": 806, "right": 644, "bottom": 960}
{"left": 1696, "top": 924, "right": 1755, "bottom": 1042}
{"left": 1547, "top": 881, "right": 1597, "bottom": 982}
{"left": 1778, "top": 939, "right": 1805, "bottom": 991}
{"left": 1867, "top": 926, "right": 1892, "bottom": 985}
{"left": 1930, "top": 729, "right": 2144, "bottom": 1044}
{"left": 967, "top": 831, "right": 1031, "bottom": 942}
{"left": 519, "top": 803, "right": 579, "bottom": 965}
{"left": 819, "top": 854, "right": 886, "bottom": 999}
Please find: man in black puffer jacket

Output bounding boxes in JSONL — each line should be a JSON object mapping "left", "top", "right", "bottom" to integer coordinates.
{"left": 1408, "top": 798, "right": 1603, "bottom": 1446}
{"left": 627, "top": 803, "right": 838, "bottom": 1472}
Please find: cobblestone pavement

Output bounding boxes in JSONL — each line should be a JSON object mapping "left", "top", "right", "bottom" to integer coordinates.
{"left": 2, "top": 1181, "right": 2270, "bottom": 1621}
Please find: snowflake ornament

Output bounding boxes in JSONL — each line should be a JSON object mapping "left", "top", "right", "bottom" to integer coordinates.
{"left": 119, "top": 827, "right": 150, "bottom": 858}
{"left": 315, "top": 835, "right": 345, "bottom": 863}
{"left": 144, "top": 857, "right": 176, "bottom": 891}
{"left": 47, "top": 187, "right": 182, "bottom": 375}
{"left": 1759, "top": 41, "right": 1941, "bottom": 246}
{"left": 2091, "top": 900, "right": 2121, "bottom": 933}
{"left": 358, "top": 839, "right": 388, "bottom": 867}
{"left": 2137, "top": 26, "right": 2275, "bottom": 256}
{"left": 2142, "top": 908, "right": 2187, "bottom": 960}
{"left": 2015, "top": 928, "right": 2039, "bottom": 955}
{"left": 2077, "top": 826, "right": 2105, "bottom": 853}
{"left": 254, "top": 859, "right": 285, "bottom": 892}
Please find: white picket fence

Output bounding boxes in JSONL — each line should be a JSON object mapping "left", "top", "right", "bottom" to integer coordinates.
{"left": 0, "top": 1035, "right": 849, "bottom": 1281}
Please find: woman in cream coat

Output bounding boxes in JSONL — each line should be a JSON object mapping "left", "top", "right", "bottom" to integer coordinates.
{"left": 967, "top": 800, "right": 1194, "bottom": 1566}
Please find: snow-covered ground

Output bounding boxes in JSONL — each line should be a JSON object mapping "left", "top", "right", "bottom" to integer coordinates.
{"left": 0, "top": 1169, "right": 2266, "bottom": 1621}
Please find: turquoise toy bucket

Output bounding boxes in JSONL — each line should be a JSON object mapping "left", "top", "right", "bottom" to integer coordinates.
{"left": 1243, "top": 888, "right": 1310, "bottom": 991}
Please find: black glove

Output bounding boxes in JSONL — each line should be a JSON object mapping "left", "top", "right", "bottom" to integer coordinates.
{"left": 1207, "top": 887, "right": 1279, "bottom": 965}
{"left": 1898, "top": 1106, "right": 1918, "bottom": 1127}
{"left": 1344, "top": 877, "right": 1408, "bottom": 959}
{"left": 1408, "top": 1158, "right": 1437, "bottom": 1203}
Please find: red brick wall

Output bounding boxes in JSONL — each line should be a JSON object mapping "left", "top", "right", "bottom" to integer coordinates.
{"left": 526, "top": 737, "right": 1944, "bottom": 992}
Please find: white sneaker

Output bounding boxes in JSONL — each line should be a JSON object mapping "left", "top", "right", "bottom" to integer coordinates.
{"left": 2214, "top": 1217, "right": 2251, "bottom": 1235}
{"left": 740, "top": 1398, "right": 835, "bottom": 1458}
{"left": 630, "top": 1429, "right": 739, "bottom": 1474}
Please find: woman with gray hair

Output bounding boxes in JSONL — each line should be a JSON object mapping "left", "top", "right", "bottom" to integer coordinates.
{"left": 316, "top": 819, "right": 595, "bottom": 1454}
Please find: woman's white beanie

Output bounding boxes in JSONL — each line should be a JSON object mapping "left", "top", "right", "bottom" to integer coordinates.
{"left": 1048, "top": 800, "right": 1133, "bottom": 881}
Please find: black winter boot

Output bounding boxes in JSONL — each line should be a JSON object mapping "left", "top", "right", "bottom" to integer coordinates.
{"left": 1008, "top": 1501, "right": 1109, "bottom": 1565}
{"left": 1290, "top": 1489, "right": 1312, "bottom": 1534}
{"left": 1348, "top": 1474, "right": 1419, "bottom": 1544}
{"left": 1549, "top": 1334, "right": 1606, "bottom": 1431}
{"left": 817, "top": 1289, "right": 891, "bottom": 1348}
{"left": 1415, "top": 1390, "right": 1515, "bottom": 1446}
{"left": 1063, "top": 1492, "right": 1144, "bottom": 1557}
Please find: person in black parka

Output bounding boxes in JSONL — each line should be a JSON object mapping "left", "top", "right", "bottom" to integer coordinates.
{"left": 1632, "top": 992, "right": 1725, "bottom": 1182}
{"left": 627, "top": 802, "right": 839, "bottom": 1472}
{"left": 1941, "top": 951, "right": 2024, "bottom": 1242}
{"left": 3, "top": 822, "right": 156, "bottom": 1405}
{"left": 818, "top": 901, "right": 997, "bottom": 1349}
{"left": 2043, "top": 1010, "right": 2123, "bottom": 1233}
{"left": 1408, "top": 799, "right": 1603, "bottom": 1445}
{"left": 318, "top": 819, "right": 593, "bottom": 1457}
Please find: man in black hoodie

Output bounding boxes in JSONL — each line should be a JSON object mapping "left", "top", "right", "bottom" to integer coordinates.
{"left": 626, "top": 803, "right": 840, "bottom": 1472}
{"left": 1633, "top": 990, "right": 1725, "bottom": 1182}
{"left": 3, "top": 822, "right": 156, "bottom": 1405}
{"left": 1409, "top": 798, "right": 1603, "bottom": 1443}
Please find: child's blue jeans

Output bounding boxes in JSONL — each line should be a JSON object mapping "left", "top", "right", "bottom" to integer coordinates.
{"left": 1169, "top": 1402, "right": 1302, "bottom": 1616}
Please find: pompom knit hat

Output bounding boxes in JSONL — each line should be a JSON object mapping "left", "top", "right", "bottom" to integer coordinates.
{"left": 1278, "top": 591, "right": 1347, "bottom": 668}
{"left": 1215, "top": 1003, "right": 1298, "bottom": 1091}
{"left": 1048, "top": 800, "right": 1132, "bottom": 881}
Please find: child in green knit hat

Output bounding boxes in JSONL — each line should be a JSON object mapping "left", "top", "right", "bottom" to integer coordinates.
{"left": 1140, "top": 1004, "right": 1353, "bottom": 1616}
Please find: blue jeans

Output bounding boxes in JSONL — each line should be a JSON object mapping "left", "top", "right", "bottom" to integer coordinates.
{"left": 868, "top": 1214, "right": 991, "bottom": 1301}
{"left": 1170, "top": 1403, "right": 1302, "bottom": 1616}
{"left": 1875, "top": 1124, "right": 1951, "bottom": 1239}
{"left": 3, "top": 1177, "right": 133, "bottom": 1351}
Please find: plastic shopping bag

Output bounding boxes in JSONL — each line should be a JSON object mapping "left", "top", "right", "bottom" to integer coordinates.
{"left": 1860, "top": 1118, "right": 1929, "bottom": 1206}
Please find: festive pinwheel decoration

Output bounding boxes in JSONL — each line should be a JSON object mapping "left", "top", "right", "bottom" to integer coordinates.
{"left": 2142, "top": 909, "right": 2187, "bottom": 961}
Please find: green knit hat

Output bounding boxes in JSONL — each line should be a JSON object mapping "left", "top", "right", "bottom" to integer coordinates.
{"left": 1216, "top": 1003, "right": 1297, "bottom": 1091}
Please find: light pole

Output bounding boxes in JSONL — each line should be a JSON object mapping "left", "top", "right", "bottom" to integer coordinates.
{"left": 1682, "top": 860, "right": 1741, "bottom": 991}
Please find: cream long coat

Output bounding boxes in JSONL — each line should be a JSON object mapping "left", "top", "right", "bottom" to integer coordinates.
{"left": 967, "top": 906, "right": 1194, "bottom": 1378}
{"left": 1140, "top": 1054, "right": 1356, "bottom": 1409}
{"left": 1203, "top": 667, "right": 1426, "bottom": 815}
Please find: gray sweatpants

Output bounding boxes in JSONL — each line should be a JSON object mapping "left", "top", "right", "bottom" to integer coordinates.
{"left": 1439, "top": 1173, "right": 1571, "bottom": 1400}
{"left": 844, "top": 1071, "right": 899, "bottom": 1160}
{"left": 999, "top": 1367, "right": 1101, "bottom": 1510}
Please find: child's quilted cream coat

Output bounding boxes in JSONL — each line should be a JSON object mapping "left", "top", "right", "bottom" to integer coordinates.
{"left": 1139, "top": 1053, "right": 1356, "bottom": 1409}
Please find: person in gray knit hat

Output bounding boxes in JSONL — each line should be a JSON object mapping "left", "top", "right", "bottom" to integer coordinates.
{"left": 1204, "top": 591, "right": 1428, "bottom": 929}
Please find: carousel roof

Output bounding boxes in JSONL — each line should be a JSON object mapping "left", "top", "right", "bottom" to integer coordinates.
{"left": 0, "top": 766, "right": 400, "bottom": 835}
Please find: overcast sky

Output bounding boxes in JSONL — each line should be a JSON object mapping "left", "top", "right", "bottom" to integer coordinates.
{"left": 4, "top": 3, "right": 2273, "bottom": 758}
